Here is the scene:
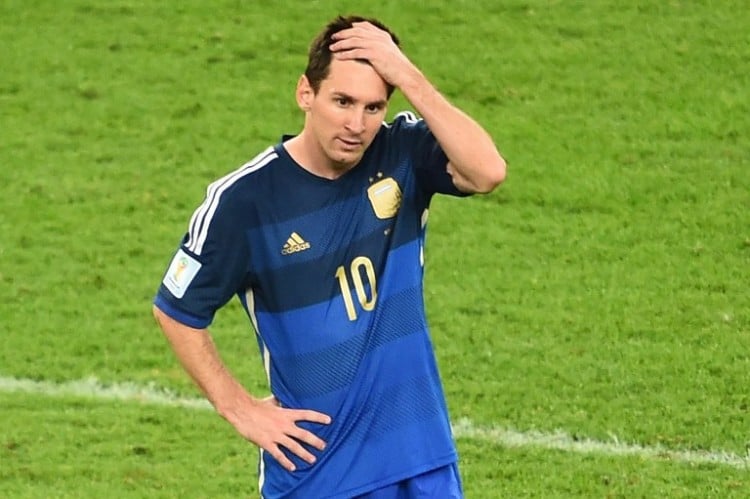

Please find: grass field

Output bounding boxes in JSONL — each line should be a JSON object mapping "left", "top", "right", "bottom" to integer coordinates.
{"left": 1, "top": 0, "right": 749, "bottom": 497}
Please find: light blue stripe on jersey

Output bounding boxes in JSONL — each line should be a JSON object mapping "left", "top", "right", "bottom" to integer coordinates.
{"left": 260, "top": 327, "right": 455, "bottom": 498}
{"left": 246, "top": 240, "right": 423, "bottom": 358}
{"left": 268, "top": 285, "right": 426, "bottom": 402}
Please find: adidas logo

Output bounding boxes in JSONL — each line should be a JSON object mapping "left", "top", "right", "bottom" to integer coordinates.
{"left": 281, "top": 232, "right": 311, "bottom": 255}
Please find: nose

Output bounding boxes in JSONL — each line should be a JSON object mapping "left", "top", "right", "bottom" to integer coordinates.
{"left": 344, "top": 108, "right": 366, "bottom": 134}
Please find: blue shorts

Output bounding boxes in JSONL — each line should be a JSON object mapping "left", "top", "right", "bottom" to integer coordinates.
{"left": 355, "top": 463, "right": 464, "bottom": 499}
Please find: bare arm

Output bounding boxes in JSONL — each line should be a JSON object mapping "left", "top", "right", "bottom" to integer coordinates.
{"left": 330, "top": 22, "right": 506, "bottom": 193}
{"left": 153, "top": 305, "right": 331, "bottom": 471}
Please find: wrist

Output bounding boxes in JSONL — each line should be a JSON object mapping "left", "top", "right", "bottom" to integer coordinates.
{"left": 213, "top": 386, "right": 259, "bottom": 423}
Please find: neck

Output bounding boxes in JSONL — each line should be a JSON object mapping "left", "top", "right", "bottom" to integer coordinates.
{"left": 284, "top": 133, "right": 353, "bottom": 180}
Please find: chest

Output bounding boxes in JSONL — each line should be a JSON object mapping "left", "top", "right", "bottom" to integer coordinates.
{"left": 253, "top": 166, "right": 421, "bottom": 265}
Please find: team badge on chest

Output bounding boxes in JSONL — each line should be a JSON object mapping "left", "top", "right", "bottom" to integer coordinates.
{"left": 367, "top": 177, "right": 402, "bottom": 219}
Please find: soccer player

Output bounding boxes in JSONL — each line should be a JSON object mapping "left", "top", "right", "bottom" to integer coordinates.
{"left": 153, "top": 15, "right": 505, "bottom": 498}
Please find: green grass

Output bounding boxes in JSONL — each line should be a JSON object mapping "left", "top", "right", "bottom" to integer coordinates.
{"left": 2, "top": 0, "right": 749, "bottom": 497}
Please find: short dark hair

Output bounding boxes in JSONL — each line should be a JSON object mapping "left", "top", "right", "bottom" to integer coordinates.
{"left": 304, "top": 15, "right": 400, "bottom": 98}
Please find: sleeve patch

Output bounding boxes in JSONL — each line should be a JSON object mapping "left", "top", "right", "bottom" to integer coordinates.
{"left": 163, "top": 249, "right": 202, "bottom": 299}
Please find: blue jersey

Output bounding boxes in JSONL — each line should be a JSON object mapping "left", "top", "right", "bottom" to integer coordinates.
{"left": 155, "top": 112, "right": 468, "bottom": 498}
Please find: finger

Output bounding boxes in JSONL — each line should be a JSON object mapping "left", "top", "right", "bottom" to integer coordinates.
{"left": 267, "top": 444, "right": 297, "bottom": 472}
{"left": 332, "top": 23, "right": 389, "bottom": 46}
{"left": 329, "top": 36, "right": 367, "bottom": 52}
{"left": 351, "top": 21, "right": 375, "bottom": 29}
{"left": 280, "top": 435, "right": 318, "bottom": 464}
{"left": 331, "top": 49, "right": 368, "bottom": 62}
{"left": 347, "top": 22, "right": 381, "bottom": 36}
{"left": 331, "top": 25, "right": 368, "bottom": 40}
{"left": 293, "top": 409, "right": 333, "bottom": 425}
{"left": 290, "top": 427, "right": 327, "bottom": 451}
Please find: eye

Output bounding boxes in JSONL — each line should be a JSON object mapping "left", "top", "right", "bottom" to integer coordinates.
{"left": 335, "top": 97, "right": 349, "bottom": 107}
{"left": 366, "top": 103, "right": 384, "bottom": 114}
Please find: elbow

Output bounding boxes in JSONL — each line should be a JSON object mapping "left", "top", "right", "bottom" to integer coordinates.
{"left": 152, "top": 304, "right": 170, "bottom": 332}
{"left": 474, "top": 156, "right": 507, "bottom": 194}
{"left": 152, "top": 304, "right": 163, "bottom": 322}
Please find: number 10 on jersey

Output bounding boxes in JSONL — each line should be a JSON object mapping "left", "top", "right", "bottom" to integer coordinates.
{"left": 335, "top": 256, "right": 378, "bottom": 321}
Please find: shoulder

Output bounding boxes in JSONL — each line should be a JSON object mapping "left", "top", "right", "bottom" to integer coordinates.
{"left": 184, "top": 146, "right": 280, "bottom": 255}
{"left": 382, "top": 111, "right": 423, "bottom": 134}
{"left": 203, "top": 146, "right": 279, "bottom": 204}
{"left": 377, "top": 111, "right": 433, "bottom": 146}
{"left": 372, "top": 111, "right": 439, "bottom": 162}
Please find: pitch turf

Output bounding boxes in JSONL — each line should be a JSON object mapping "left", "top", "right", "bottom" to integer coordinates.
{"left": 1, "top": 1, "right": 748, "bottom": 497}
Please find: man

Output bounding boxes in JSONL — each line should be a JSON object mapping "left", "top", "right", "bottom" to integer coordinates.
{"left": 153, "top": 15, "right": 505, "bottom": 498}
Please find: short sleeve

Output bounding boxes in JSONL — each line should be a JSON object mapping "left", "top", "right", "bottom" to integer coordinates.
{"left": 388, "top": 112, "right": 469, "bottom": 198}
{"left": 154, "top": 187, "right": 250, "bottom": 329}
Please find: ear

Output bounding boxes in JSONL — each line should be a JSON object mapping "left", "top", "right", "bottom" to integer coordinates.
{"left": 296, "top": 75, "right": 314, "bottom": 111}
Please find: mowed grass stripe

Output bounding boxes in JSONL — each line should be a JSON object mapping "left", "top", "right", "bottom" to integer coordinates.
{"left": 2, "top": 375, "right": 747, "bottom": 470}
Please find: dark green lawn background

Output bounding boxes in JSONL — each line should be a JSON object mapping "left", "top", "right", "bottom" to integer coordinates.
{"left": 1, "top": 1, "right": 748, "bottom": 497}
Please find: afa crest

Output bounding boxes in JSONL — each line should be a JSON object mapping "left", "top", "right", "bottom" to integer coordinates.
{"left": 367, "top": 177, "right": 402, "bottom": 219}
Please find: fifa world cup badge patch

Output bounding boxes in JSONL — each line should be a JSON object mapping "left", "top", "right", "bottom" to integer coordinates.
{"left": 367, "top": 177, "right": 402, "bottom": 219}
{"left": 163, "top": 249, "right": 202, "bottom": 299}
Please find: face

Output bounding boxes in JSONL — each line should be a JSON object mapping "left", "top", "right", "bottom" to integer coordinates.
{"left": 297, "top": 58, "right": 389, "bottom": 173}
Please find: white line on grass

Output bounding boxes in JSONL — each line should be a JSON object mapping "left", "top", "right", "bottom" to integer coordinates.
{"left": 1, "top": 376, "right": 747, "bottom": 470}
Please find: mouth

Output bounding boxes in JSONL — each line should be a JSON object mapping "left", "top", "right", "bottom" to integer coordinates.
{"left": 336, "top": 137, "right": 363, "bottom": 149}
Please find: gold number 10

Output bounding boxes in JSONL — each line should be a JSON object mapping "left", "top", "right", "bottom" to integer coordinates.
{"left": 335, "top": 256, "right": 378, "bottom": 321}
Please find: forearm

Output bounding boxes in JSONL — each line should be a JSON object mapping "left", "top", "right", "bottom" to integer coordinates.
{"left": 152, "top": 305, "right": 256, "bottom": 423}
{"left": 153, "top": 305, "right": 331, "bottom": 469}
{"left": 328, "top": 21, "right": 506, "bottom": 193}
{"left": 399, "top": 70, "right": 506, "bottom": 193}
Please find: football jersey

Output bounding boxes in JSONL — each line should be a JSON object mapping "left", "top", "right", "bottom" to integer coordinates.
{"left": 154, "top": 112, "right": 469, "bottom": 498}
